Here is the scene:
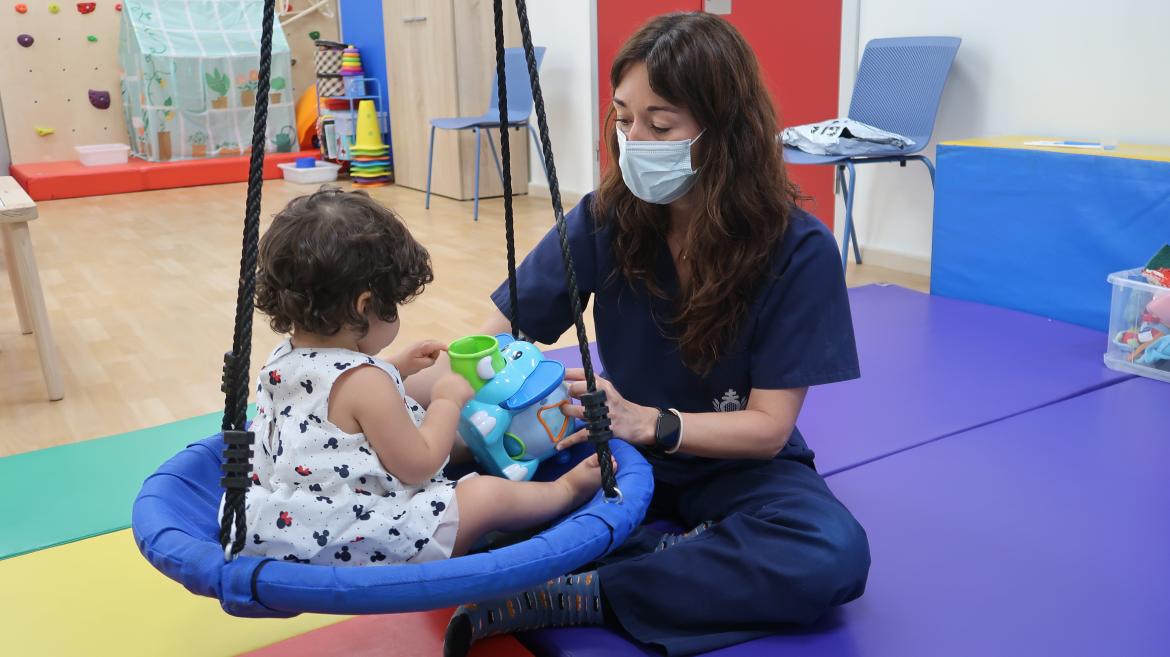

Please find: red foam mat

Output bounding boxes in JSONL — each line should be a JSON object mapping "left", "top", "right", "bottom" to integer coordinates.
{"left": 236, "top": 609, "right": 534, "bottom": 657}
{"left": 9, "top": 151, "right": 315, "bottom": 201}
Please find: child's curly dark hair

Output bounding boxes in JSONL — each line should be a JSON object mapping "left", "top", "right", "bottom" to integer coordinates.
{"left": 255, "top": 187, "right": 433, "bottom": 337}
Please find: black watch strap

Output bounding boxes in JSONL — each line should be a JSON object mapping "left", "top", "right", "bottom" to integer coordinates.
{"left": 654, "top": 408, "right": 682, "bottom": 455}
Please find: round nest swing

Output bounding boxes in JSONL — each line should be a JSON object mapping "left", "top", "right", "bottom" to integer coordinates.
{"left": 131, "top": 0, "right": 652, "bottom": 618}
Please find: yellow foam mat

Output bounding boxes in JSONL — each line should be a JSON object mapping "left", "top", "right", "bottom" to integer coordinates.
{"left": 942, "top": 135, "right": 1170, "bottom": 163}
{"left": 0, "top": 530, "right": 346, "bottom": 657}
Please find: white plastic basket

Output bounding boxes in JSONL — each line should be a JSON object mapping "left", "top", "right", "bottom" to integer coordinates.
{"left": 278, "top": 161, "right": 341, "bottom": 184}
{"left": 75, "top": 144, "right": 131, "bottom": 167}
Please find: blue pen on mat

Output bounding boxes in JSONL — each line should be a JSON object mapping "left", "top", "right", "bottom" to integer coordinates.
{"left": 1023, "top": 139, "right": 1109, "bottom": 150}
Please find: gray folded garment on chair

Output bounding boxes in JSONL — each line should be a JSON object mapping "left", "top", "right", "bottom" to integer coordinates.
{"left": 781, "top": 119, "right": 915, "bottom": 156}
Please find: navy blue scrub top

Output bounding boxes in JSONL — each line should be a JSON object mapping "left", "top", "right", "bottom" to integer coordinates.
{"left": 491, "top": 194, "right": 859, "bottom": 486}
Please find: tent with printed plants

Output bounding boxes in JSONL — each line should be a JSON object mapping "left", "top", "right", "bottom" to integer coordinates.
{"left": 118, "top": 0, "right": 297, "bottom": 162}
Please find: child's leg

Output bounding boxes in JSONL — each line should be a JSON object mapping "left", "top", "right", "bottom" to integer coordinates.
{"left": 451, "top": 454, "right": 605, "bottom": 557}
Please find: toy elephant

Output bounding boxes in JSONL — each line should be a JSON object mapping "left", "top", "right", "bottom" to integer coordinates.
{"left": 449, "top": 334, "right": 573, "bottom": 481}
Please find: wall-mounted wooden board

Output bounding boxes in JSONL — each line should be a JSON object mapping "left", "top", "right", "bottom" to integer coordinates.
{"left": 0, "top": 1, "right": 337, "bottom": 164}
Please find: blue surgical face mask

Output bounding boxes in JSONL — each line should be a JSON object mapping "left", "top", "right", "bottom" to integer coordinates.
{"left": 616, "top": 129, "right": 704, "bottom": 205}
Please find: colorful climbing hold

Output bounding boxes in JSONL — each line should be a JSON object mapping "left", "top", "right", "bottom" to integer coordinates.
{"left": 35, "top": 127, "right": 55, "bottom": 137}
{"left": 49, "top": 3, "right": 60, "bottom": 13}
{"left": 15, "top": 3, "right": 28, "bottom": 13}
{"left": 17, "top": 34, "right": 33, "bottom": 47}
{"left": 88, "top": 89, "right": 111, "bottom": 109}
{"left": 87, "top": 34, "right": 97, "bottom": 42}
{"left": 76, "top": 2, "right": 95, "bottom": 14}
{"left": 115, "top": 2, "right": 121, "bottom": 10}
{"left": 309, "top": 30, "right": 321, "bottom": 40}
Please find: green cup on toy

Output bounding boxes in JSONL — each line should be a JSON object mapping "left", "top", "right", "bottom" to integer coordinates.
{"left": 449, "top": 335, "right": 506, "bottom": 392}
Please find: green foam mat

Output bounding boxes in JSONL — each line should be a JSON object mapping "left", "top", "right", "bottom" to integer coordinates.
{"left": 0, "top": 407, "right": 252, "bottom": 560}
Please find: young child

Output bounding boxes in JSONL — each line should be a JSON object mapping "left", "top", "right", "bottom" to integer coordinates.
{"left": 240, "top": 187, "right": 606, "bottom": 566}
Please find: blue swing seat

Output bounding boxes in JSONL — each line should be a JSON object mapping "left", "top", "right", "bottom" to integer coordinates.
{"left": 132, "top": 434, "right": 652, "bottom": 618}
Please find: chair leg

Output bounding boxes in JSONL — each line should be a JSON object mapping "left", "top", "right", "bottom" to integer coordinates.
{"left": 485, "top": 128, "right": 505, "bottom": 186}
{"left": 473, "top": 127, "right": 482, "bottom": 222}
{"left": 425, "top": 125, "right": 436, "bottom": 210}
{"left": 528, "top": 123, "right": 549, "bottom": 180}
{"left": 919, "top": 156, "right": 936, "bottom": 187}
{"left": 845, "top": 161, "right": 862, "bottom": 265}
{"left": 838, "top": 161, "right": 862, "bottom": 269}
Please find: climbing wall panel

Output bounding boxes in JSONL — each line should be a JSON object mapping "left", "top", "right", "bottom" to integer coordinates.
{"left": 0, "top": 2, "right": 128, "bottom": 163}
{"left": 0, "top": 1, "right": 336, "bottom": 165}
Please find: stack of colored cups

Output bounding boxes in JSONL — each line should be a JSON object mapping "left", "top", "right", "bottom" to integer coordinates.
{"left": 340, "top": 46, "right": 363, "bottom": 76}
{"left": 349, "top": 100, "right": 391, "bottom": 188}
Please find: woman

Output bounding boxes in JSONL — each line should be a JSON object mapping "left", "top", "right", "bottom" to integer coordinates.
{"left": 444, "top": 12, "right": 869, "bottom": 657}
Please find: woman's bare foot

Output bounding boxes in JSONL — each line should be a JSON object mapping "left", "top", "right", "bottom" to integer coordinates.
{"left": 555, "top": 454, "right": 617, "bottom": 510}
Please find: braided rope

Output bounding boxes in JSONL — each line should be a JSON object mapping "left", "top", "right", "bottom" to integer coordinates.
{"left": 219, "top": 0, "right": 277, "bottom": 559}
{"left": 512, "top": 0, "right": 618, "bottom": 500}
{"left": 493, "top": 0, "right": 520, "bottom": 339}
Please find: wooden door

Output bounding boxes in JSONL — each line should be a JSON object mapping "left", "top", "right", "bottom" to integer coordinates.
{"left": 385, "top": 0, "right": 528, "bottom": 200}
{"left": 385, "top": 0, "right": 461, "bottom": 195}
{"left": 451, "top": 0, "right": 528, "bottom": 200}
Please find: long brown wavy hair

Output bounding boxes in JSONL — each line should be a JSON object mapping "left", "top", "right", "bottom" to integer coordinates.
{"left": 593, "top": 12, "right": 800, "bottom": 375}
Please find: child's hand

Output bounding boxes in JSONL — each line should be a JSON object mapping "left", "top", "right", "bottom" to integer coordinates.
{"left": 392, "top": 340, "right": 447, "bottom": 378}
{"left": 431, "top": 373, "right": 475, "bottom": 408}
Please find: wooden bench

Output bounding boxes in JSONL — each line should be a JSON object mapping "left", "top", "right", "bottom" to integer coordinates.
{"left": 1, "top": 176, "right": 63, "bottom": 401}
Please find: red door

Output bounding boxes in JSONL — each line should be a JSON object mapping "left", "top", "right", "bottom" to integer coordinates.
{"left": 596, "top": 0, "right": 702, "bottom": 171}
{"left": 596, "top": 0, "right": 842, "bottom": 228}
{"left": 720, "top": 1, "right": 841, "bottom": 226}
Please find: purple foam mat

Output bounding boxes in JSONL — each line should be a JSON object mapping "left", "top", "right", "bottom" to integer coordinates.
{"left": 520, "top": 377, "right": 1170, "bottom": 657}
{"left": 545, "top": 286, "right": 1129, "bottom": 476}
{"left": 780, "top": 285, "right": 1128, "bottom": 474}
{"left": 542, "top": 342, "right": 601, "bottom": 372}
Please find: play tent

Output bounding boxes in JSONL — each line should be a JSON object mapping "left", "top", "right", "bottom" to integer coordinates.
{"left": 118, "top": 0, "right": 298, "bottom": 162}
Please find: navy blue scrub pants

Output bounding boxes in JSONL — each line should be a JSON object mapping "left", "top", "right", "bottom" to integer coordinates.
{"left": 595, "top": 458, "right": 870, "bottom": 656}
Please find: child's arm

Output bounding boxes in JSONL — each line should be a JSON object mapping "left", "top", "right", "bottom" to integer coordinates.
{"left": 330, "top": 366, "right": 473, "bottom": 486}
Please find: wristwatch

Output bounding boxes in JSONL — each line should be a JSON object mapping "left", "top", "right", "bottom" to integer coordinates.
{"left": 654, "top": 408, "right": 684, "bottom": 455}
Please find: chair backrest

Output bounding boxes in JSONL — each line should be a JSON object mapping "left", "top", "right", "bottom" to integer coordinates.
{"left": 848, "top": 37, "right": 960, "bottom": 143}
{"left": 487, "top": 46, "right": 547, "bottom": 121}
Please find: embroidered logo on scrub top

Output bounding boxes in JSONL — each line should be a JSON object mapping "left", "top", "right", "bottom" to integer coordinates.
{"left": 713, "top": 389, "right": 747, "bottom": 412}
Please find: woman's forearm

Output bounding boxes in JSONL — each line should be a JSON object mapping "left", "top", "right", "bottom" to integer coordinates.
{"left": 651, "top": 408, "right": 795, "bottom": 460}
{"left": 627, "top": 387, "right": 805, "bottom": 460}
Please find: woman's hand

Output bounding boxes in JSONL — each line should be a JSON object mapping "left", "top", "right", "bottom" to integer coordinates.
{"left": 559, "top": 368, "right": 658, "bottom": 451}
{"left": 391, "top": 340, "right": 447, "bottom": 378}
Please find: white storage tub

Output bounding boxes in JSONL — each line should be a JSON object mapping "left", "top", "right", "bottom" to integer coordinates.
{"left": 278, "top": 160, "right": 341, "bottom": 184}
{"left": 75, "top": 144, "right": 131, "bottom": 167}
{"left": 1104, "top": 268, "right": 1170, "bottom": 383}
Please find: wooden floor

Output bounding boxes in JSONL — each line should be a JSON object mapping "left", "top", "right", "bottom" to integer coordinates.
{"left": 0, "top": 182, "right": 926, "bottom": 457}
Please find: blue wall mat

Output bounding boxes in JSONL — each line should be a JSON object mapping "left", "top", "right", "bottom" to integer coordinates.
{"left": 931, "top": 144, "right": 1170, "bottom": 330}
{"left": 339, "top": 0, "right": 392, "bottom": 164}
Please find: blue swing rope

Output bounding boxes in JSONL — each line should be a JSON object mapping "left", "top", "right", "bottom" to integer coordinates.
{"left": 218, "top": 0, "right": 621, "bottom": 560}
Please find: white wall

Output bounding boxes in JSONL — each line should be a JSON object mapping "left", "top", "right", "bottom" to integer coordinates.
{"left": 524, "top": 0, "right": 598, "bottom": 200}
{"left": 844, "top": 0, "right": 1170, "bottom": 271}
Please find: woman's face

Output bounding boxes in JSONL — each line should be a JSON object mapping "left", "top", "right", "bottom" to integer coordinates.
{"left": 613, "top": 62, "right": 701, "bottom": 142}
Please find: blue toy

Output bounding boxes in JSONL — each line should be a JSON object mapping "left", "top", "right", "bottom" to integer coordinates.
{"left": 449, "top": 334, "right": 573, "bottom": 480}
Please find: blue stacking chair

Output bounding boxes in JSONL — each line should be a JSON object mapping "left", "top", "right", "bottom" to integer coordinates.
{"left": 426, "top": 47, "right": 548, "bottom": 221}
{"left": 784, "top": 37, "right": 960, "bottom": 269}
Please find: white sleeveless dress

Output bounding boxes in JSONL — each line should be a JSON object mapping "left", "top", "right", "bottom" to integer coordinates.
{"left": 237, "top": 339, "right": 461, "bottom": 566}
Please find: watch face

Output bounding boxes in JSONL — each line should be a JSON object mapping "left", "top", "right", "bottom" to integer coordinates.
{"left": 656, "top": 411, "right": 681, "bottom": 449}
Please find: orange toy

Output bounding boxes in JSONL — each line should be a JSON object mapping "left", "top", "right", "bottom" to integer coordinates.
{"left": 295, "top": 87, "right": 319, "bottom": 150}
